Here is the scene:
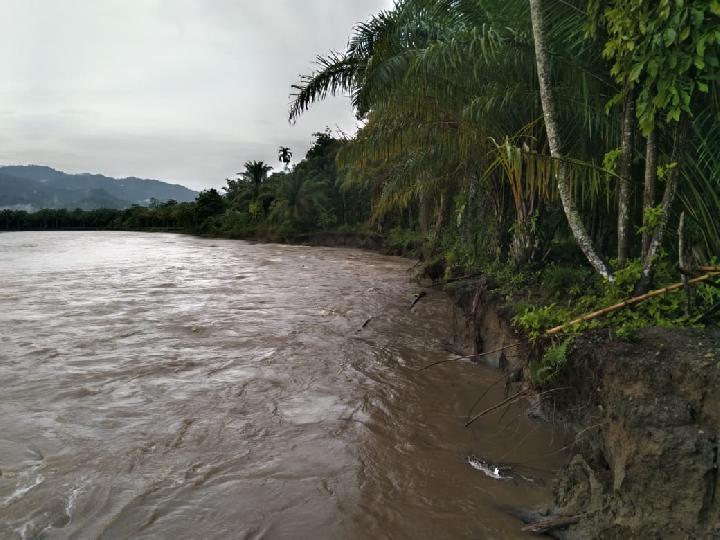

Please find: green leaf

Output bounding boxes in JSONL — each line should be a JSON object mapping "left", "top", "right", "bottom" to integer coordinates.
{"left": 629, "top": 63, "right": 643, "bottom": 82}
{"left": 665, "top": 28, "right": 677, "bottom": 46}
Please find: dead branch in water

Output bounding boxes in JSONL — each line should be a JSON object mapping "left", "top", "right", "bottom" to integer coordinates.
{"left": 521, "top": 515, "right": 580, "bottom": 534}
{"left": 545, "top": 272, "right": 720, "bottom": 335}
{"left": 464, "top": 389, "right": 529, "bottom": 427}
{"left": 416, "top": 341, "right": 526, "bottom": 372}
{"left": 465, "top": 375, "right": 506, "bottom": 423}
{"left": 465, "top": 387, "right": 571, "bottom": 428}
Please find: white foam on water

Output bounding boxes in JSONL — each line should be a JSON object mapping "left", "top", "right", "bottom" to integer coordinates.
{"left": 3, "top": 469, "right": 44, "bottom": 507}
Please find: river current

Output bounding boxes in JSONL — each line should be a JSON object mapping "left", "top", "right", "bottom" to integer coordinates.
{"left": 0, "top": 232, "right": 565, "bottom": 539}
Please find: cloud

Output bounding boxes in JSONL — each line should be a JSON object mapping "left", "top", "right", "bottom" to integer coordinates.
{"left": 0, "top": 0, "right": 393, "bottom": 190}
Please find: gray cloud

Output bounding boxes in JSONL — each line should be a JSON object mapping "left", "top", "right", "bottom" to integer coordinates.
{"left": 0, "top": 0, "right": 393, "bottom": 190}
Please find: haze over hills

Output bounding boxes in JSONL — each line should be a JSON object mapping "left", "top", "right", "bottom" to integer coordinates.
{"left": 0, "top": 165, "right": 198, "bottom": 211}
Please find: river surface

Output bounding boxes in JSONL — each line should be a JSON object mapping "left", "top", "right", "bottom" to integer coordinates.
{"left": 0, "top": 232, "right": 566, "bottom": 539}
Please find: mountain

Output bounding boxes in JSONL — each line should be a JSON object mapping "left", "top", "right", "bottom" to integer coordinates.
{"left": 0, "top": 165, "right": 198, "bottom": 211}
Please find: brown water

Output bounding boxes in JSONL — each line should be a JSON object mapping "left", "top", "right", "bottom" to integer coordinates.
{"left": 0, "top": 231, "right": 566, "bottom": 539}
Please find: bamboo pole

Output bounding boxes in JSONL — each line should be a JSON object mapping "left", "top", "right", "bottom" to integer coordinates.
{"left": 680, "top": 265, "right": 720, "bottom": 274}
{"left": 545, "top": 272, "right": 720, "bottom": 336}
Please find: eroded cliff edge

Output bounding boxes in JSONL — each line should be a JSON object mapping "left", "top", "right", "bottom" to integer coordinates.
{"left": 447, "top": 280, "right": 720, "bottom": 538}
{"left": 545, "top": 328, "right": 720, "bottom": 539}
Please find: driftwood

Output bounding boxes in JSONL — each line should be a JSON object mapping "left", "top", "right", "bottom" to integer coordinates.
{"left": 521, "top": 515, "right": 580, "bottom": 534}
{"left": 546, "top": 272, "right": 720, "bottom": 335}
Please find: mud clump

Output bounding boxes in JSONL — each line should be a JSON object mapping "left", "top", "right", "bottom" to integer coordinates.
{"left": 545, "top": 327, "right": 720, "bottom": 539}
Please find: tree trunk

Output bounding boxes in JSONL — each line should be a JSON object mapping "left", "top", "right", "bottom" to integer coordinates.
{"left": 635, "top": 120, "right": 686, "bottom": 295}
{"left": 529, "top": 0, "right": 614, "bottom": 281}
{"left": 678, "top": 211, "right": 691, "bottom": 316}
{"left": 433, "top": 191, "right": 446, "bottom": 237}
{"left": 617, "top": 90, "right": 634, "bottom": 266}
{"left": 641, "top": 128, "right": 657, "bottom": 259}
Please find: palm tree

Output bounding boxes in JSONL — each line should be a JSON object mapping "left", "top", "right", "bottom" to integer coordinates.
{"left": 270, "top": 171, "right": 329, "bottom": 226}
{"left": 238, "top": 161, "right": 273, "bottom": 201}
{"left": 278, "top": 146, "right": 293, "bottom": 171}
{"left": 291, "top": 1, "right": 615, "bottom": 256}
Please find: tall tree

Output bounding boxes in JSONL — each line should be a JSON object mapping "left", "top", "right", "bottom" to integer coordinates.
{"left": 529, "top": 0, "right": 614, "bottom": 281}
{"left": 239, "top": 161, "right": 273, "bottom": 201}
{"left": 278, "top": 146, "right": 293, "bottom": 171}
{"left": 617, "top": 91, "right": 634, "bottom": 267}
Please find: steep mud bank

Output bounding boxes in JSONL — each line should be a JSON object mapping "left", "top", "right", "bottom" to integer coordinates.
{"left": 445, "top": 280, "right": 531, "bottom": 373}
{"left": 543, "top": 328, "right": 720, "bottom": 538}
{"left": 444, "top": 279, "right": 720, "bottom": 537}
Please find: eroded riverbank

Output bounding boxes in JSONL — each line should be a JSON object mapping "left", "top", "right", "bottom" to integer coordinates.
{"left": 0, "top": 231, "right": 567, "bottom": 539}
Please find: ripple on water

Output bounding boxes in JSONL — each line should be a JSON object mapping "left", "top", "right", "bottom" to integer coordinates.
{"left": 0, "top": 232, "right": 568, "bottom": 540}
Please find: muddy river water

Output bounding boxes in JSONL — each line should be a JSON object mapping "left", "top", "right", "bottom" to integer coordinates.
{"left": 0, "top": 232, "right": 566, "bottom": 539}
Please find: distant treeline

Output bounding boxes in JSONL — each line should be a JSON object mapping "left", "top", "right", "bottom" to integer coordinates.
{"left": 1, "top": 131, "right": 370, "bottom": 238}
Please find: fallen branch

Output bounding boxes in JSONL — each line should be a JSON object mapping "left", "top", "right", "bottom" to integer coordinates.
{"left": 546, "top": 272, "right": 720, "bottom": 336}
{"left": 465, "top": 375, "right": 506, "bottom": 423}
{"left": 465, "top": 386, "right": 571, "bottom": 430}
{"left": 465, "top": 389, "right": 529, "bottom": 427}
{"left": 417, "top": 341, "right": 526, "bottom": 372}
{"left": 521, "top": 515, "right": 580, "bottom": 534}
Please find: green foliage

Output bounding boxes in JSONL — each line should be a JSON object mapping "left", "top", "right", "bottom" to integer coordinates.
{"left": 7, "top": 0, "right": 720, "bottom": 342}
{"left": 542, "top": 263, "right": 594, "bottom": 298}
{"left": 589, "top": 0, "right": 720, "bottom": 133}
{"left": 638, "top": 205, "right": 665, "bottom": 235}
{"left": 602, "top": 148, "right": 622, "bottom": 173}
{"left": 194, "top": 189, "right": 226, "bottom": 224}
{"left": 387, "top": 227, "right": 425, "bottom": 255}
{"left": 513, "top": 304, "right": 571, "bottom": 340}
{"left": 529, "top": 337, "right": 574, "bottom": 385}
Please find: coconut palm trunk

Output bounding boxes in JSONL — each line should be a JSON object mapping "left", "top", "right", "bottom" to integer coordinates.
{"left": 529, "top": 0, "right": 614, "bottom": 281}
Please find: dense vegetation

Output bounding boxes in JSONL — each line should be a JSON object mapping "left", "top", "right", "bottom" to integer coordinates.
{"left": 5, "top": 0, "right": 719, "bottom": 359}
{"left": 0, "top": 131, "right": 367, "bottom": 237}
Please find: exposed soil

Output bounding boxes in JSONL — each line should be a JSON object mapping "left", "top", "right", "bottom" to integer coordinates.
{"left": 445, "top": 278, "right": 720, "bottom": 538}
{"left": 541, "top": 328, "right": 720, "bottom": 538}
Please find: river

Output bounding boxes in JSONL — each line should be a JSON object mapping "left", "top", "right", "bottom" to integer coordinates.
{"left": 0, "top": 231, "right": 566, "bottom": 539}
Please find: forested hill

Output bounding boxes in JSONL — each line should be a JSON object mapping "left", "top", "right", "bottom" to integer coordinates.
{"left": 0, "top": 165, "right": 197, "bottom": 211}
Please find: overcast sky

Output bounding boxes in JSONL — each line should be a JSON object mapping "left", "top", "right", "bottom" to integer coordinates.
{"left": 0, "top": 1, "right": 393, "bottom": 191}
